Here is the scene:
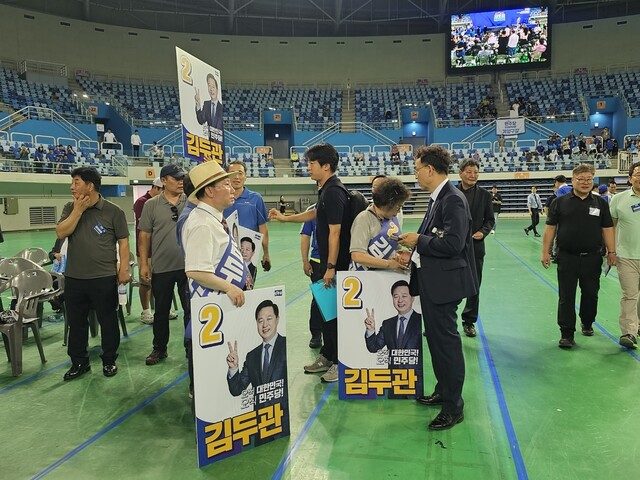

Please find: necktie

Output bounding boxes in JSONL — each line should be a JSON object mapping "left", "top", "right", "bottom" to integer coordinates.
{"left": 262, "top": 344, "right": 271, "bottom": 376}
{"left": 397, "top": 316, "right": 406, "bottom": 346}
{"left": 212, "top": 102, "right": 216, "bottom": 121}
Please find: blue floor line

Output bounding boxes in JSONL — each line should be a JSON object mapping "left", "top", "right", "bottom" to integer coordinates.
{"left": 495, "top": 238, "right": 640, "bottom": 362}
{"left": 477, "top": 318, "right": 528, "bottom": 480}
{"left": 33, "top": 286, "right": 312, "bottom": 477}
{"left": 0, "top": 324, "right": 150, "bottom": 395}
{"left": 32, "top": 373, "right": 188, "bottom": 480}
{"left": 271, "top": 383, "right": 336, "bottom": 480}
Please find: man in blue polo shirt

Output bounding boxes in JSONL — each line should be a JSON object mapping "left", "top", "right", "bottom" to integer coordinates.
{"left": 224, "top": 160, "right": 271, "bottom": 278}
{"left": 300, "top": 203, "right": 322, "bottom": 349}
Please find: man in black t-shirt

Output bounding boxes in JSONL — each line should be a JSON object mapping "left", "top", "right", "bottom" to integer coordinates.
{"left": 269, "top": 143, "right": 351, "bottom": 383}
{"left": 541, "top": 164, "right": 616, "bottom": 349}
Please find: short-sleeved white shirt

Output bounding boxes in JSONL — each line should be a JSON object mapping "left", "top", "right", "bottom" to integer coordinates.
{"left": 182, "top": 202, "right": 229, "bottom": 273}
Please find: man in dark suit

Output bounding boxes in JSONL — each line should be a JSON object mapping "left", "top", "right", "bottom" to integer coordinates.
{"left": 364, "top": 279, "right": 423, "bottom": 399}
{"left": 226, "top": 299, "right": 289, "bottom": 441}
{"left": 457, "top": 159, "right": 495, "bottom": 337}
{"left": 399, "top": 145, "right": 478, "bottom": 430}
{"left": 195, "top": 73, "right": 224, "bottom": 137}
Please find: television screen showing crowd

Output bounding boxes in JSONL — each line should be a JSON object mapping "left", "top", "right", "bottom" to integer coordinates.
{"left": 450, "top": 6, "right": 549, "bottom": 70}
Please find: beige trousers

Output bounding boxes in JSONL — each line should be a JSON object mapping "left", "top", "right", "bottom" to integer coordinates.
{"left": 617, "top": 257, "right": 640, "bottom": 336}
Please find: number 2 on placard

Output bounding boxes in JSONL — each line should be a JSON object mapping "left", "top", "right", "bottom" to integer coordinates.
{"left": 342, "top": 276, "right": 363, "bottom": 310}
{"left": 199, "top": 304, "right": 223, "bottom": 348}
{"left": 180, "top": 55, "right": 193, "bottom": 86}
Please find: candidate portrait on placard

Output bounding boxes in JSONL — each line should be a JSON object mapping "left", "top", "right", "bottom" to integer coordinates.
{"left": 225, "top": 299, "right": 289, "bottom": 443}
{"left": 227, "top": 210, "right": 263, "bottom": 288}
{"left": 176, "top": 47, "right": 224, "bottom": 165}
{"left": 338, "top": 271, "right": 423, "bottom": 400}
{"left": 363, "top": 279, "right": 423, "bottom": 399}
{"left": 192, "top": 287, "right": 289, "bottom": 467}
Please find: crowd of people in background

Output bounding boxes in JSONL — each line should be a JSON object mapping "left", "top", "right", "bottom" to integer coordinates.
{"left": 5, "top": 143, "right": 78, "bottom": 174}
{"left": 451, "top": 19, "right": 548, "bottom": 67}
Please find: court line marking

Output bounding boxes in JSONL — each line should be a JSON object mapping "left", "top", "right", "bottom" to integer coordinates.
{"left": 494, "top": 237, "right": 640, "bottom": 362}
{"left": 271, "top": 383, "right": 336, "bottom": 480}
{"left": 0, "top": 324, "right": 150, "bottom": 395}
{"left": 477, "top": 317, "right": 528, "bottom": 480}
{"left": 32, "top": 373, "right": 188, "bottom": 480}
{"left": 32, "top": 284, "right": 312, "bottom": 477}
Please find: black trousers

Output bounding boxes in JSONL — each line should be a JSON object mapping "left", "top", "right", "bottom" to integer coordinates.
{"left": 420, "top": 291, "right": 465, "bottom": 415}
{"left": 133, "top": 145, "right": 140, "bottom": 156}
{"left": 317, "top": 261, "right": 338, "bottom": 363}
{"left": 462, "top": 256, "right": 484, "bottom": 325}
{"left": 151, "top": 269, "right": 190, "bottom": 351}
{"left": 66, "top": 275, "right": 119, "bottom": 365}
{"left": 308, "top": 259, "right": 323, "bottom": 338}
{"left": 526, "top": 209, "right": 540, "bottom": 234}
{"left": 556, "top": 251, "right": 602, "bottom": 338}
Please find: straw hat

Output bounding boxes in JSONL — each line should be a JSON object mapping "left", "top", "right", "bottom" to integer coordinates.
{"left": 188, "top": 161, "right": 238, "bottom": 202}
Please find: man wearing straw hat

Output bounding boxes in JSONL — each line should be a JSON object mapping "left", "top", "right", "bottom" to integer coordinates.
{"left": 182, "top": 161, "right": 251, "bottom": 307}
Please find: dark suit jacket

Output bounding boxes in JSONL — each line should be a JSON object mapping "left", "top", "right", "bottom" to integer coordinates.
{"left": 227, "top": 334, "right": 289, "bottom": 443}
{"left": 227, "top": 334, "right": 287, "bottom": 405}
{"left": 196, "top": 99, "right": 224, "bottom": 133}
{"left": 365, "top": 311, "right": 422, "bottom": 356}
{"left": 410, "top": 181, "right": 478, "bottom": 305}
{"left": 457, "top": 184, "right": 495, "bottom": 259}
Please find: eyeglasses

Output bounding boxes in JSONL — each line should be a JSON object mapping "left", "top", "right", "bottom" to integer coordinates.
{"left": 415, "top": 164, "right": 429, "bottom": 174}
{"left": 170, "top": 206, "right": 178, "bottom": 221}
{"left": 574, "top": 177, "right": 594, "bottom": 183}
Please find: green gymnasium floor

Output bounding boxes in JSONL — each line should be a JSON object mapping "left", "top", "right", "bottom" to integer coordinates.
{"left": 1, "top": 218, "right": 638, "bottom": 480}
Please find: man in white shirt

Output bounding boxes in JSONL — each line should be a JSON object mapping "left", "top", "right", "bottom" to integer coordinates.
{"left": 508, "top": 30, "right": 519, "bottom": 56}
{"left": 130, "top": 130, "right": 142, "bottom": 157}
{"left": 524, "top": 186, "right": 543, "bottom": 237}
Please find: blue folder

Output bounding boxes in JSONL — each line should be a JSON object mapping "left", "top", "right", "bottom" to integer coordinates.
{"left": 310, "top": 279, "right": 337, "bottom": 322}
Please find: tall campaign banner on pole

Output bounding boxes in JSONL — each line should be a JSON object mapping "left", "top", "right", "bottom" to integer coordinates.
{"left": 176, "top": 47, "right": 225, "bottom": 165}
{"left": 337, "top": 271, "right": 423, "bottom": 400}
{"left": 191, "top": 285, "right": 289, "bottom": 468}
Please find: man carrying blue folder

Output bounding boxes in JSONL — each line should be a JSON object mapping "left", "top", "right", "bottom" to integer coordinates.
{"left": 269, "top": 143, "right": 352, "bottom": 383}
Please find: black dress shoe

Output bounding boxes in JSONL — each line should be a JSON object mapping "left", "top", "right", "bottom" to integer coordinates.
{"left": 581, "top": 324, "right": 594, "bottom": 336}
{"left": 463, "top": 323, "right": 477, "bottom": 337}
{"left": 416, "top": 393, "right": 443, "bottom": 406}
{"left": 428, "top": 411, "right": 464, "bottom": 430}
{"left": 558, "top": 338, "right": 575, "bottom": 349}
{"left": 63, "top": 363, "right": 91, "bottom": 381}
{"left": 103, "top": 364, "right": 118, "bottom": 377}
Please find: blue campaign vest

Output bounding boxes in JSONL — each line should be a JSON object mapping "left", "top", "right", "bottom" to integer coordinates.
{"left": 350, "top": 216, "right": 401, "bottom": 271}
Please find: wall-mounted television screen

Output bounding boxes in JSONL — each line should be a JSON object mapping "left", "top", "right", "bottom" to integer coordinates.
{"left": 449, "top": 6, "right": 549, "bottom": 73}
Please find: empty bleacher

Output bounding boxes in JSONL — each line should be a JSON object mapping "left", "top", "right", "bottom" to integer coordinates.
{"left": 0, "top": 67, "right": 84, "bottom": 120}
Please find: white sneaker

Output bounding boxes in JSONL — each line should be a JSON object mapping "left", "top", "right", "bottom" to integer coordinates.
{"left": 304, "top": 354, "right": 332, "bottom": 373}
{"left": 490, "top": 230, "right": 495, "bottom": 235}
{"left": 140, "top": 311, "right": 154, "bottom": 324}
{"left": 169, "top": 311, "right": 178, "bottom": 320}
{"left": 320, "top": 364, "right": 338, "bottom": 383}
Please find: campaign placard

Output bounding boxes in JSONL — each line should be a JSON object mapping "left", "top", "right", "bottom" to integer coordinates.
{"left": 337, "top": 271, "right": 423, "bottom": 400}
{"left": 191, "top": 285, "right": 289, "bottom": 468}
{"left": 176, "top": 47, "right": 225, "bottom": 165}
{"left": 226, "top": 210, "right": 264, "bottom": 287}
